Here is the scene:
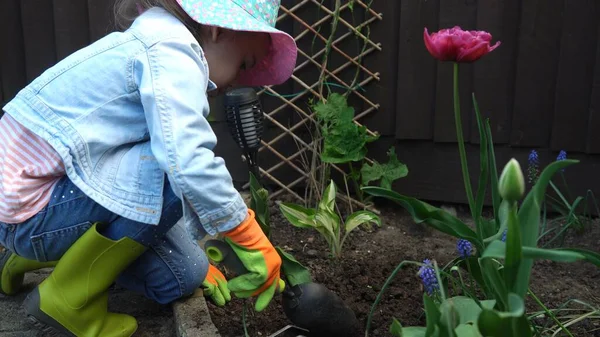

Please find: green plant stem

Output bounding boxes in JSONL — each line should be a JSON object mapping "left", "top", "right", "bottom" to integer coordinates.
{"left": 365, "top": 261, "right": 410, "bottom": 337}
{"left": 465, "top": 260, "right": 475, "bottom": 294}
{"left": 528, "top": 289, "right": 573, "bottom": 337}
{"left": 348, "top": 162, "right": 363, "bottom": 202}
{"left": 452, "top": 63, "right": 477, "bottom": 233}
{"left": 242, "top": 300, "right": 250, "bottom": 337}
{"left": 318, "top": 0, "right": 341, "bottom": 97}
{"left": 560, "top": 172, "right": 573, "bottom": 202}
{"left": 549, "top": 181, "right": 572, "bottom": 210}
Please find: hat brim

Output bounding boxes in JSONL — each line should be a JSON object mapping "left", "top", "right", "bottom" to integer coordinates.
{"left": 177, "top": 1, "right": 297, "bottom": 87}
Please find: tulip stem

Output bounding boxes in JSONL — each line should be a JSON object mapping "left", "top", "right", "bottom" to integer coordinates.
{"left": 453, "top": 63, "right": 476, "bottom": 224}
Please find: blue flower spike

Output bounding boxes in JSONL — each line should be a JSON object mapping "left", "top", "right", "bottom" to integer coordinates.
{"left": 557, "top": 150, "right": 567, "bottom": 172}
{"left": 527, "top": 150, "right": 539, "bottom": 184}
{"left": 418, "top": 259, "right": 439, "bottom": 296}
{"left": 456, "top": 239, "right": 473, "bottom": 258}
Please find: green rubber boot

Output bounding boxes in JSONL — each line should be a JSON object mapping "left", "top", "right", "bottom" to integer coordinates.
{"left": 23, "top": 223, "right": 146, "bottom": 337}
{"left": 0, "top": 248, "right": 57, "bottom": 296}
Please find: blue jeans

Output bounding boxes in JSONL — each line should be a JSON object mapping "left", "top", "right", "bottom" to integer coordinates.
{"left": 0, "top": 176, "right": 208, "bottom": 304}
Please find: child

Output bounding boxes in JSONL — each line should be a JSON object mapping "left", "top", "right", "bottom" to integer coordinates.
{"left": 0, "top": 0, "right": 297, "bottom": 335}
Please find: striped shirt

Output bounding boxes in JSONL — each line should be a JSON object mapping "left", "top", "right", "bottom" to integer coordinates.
{"left": 0, "top": 114, "right": 65, "bottom": 223}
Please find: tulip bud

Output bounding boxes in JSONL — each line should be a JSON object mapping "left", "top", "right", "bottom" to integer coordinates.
{"left": 498, "top": 158, "right": 525, "bottom": 201}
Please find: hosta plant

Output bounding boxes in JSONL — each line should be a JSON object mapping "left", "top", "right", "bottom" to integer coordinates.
{"left": 280, "top": 180, "right": 381, "bottom": 258}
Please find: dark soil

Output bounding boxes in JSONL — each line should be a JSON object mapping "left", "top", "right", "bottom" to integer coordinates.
{"left": 209, "top": 200, "right": 600, "bottom": 337}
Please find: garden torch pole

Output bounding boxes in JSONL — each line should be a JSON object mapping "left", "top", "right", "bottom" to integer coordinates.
{"left": 223, "top": 88, "right": 264, "bottom": 181}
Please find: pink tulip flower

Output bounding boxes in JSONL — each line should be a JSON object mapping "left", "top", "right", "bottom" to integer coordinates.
{"left": 423, "top": 26, "right": 501, "bottom": 63}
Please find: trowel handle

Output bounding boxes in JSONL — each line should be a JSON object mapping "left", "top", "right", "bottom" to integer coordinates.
{"left": 204, "top": 239, "right": 248, "bottom": 275}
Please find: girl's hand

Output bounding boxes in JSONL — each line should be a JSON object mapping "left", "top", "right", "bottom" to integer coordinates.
{"left": 222, "top": 210, "right": 283, "bottom": 312}
{"left": 202, "top": 264, "right": 231, "bottom": 306}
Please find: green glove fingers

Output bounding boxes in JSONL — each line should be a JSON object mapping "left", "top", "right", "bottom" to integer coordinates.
{"left": 254, "top": 280, "right": 278, "bottom": 312}
{"left": 202, "top": 264, "right": 231, "bottom": 307}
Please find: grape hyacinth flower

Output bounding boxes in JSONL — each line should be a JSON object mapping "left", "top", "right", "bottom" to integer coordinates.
{"left": 456, "top": 239, "right": 473, "bottom": 258}
{"left": 418, "top": 259, "right": 439, "bottom": 296}
{"left": 501, "top": 229, "right": 507, "bottom": 242}
{"left": 557, "top": 150, "right": 567, "bottom": 172}
{"left": 527, "top": 150, "right": 539, "bottom": 184}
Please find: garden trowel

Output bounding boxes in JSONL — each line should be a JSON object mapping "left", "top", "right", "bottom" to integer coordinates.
{"left": 204, "top": 239, "right": 359, "bottom": 337}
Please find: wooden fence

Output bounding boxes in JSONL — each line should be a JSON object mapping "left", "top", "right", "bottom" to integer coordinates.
{"left": 1, "top": 0, "right": 599, "bottom": 209}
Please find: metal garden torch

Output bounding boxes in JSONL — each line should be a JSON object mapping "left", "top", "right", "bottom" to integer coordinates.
{"left": 223, "top": 88, "right": 264, "bottom": 179}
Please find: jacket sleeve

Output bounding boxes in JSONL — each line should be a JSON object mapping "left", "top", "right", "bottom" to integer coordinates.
{"left": 134, "top": 37, "right": 247, "bottom": 237}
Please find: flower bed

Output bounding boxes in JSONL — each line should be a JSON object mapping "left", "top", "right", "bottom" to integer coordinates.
{"left": 208, "top": 203, "right": 600, "bottom": 337}
{"left": 207, "top": 25, "right": 600, "bottom": 337}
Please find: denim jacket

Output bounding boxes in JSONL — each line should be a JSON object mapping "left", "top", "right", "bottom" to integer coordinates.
{"left": 2, "top": 7, "right": 247, "bottom": 238}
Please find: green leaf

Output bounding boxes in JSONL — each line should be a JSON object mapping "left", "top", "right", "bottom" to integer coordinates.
{"left": 440, "top": 296, "right": 483, "bottom": 326}
{"left": 318, "top": 180, "right": 337, "bottom": 214}
{"left": 389, "top": 320, "right": 427, "bottom": 337}
{"left": 313, "top": 93, "right": 354, "bottom": 126}
{"left": 480, "top": 300, "right": 496, "bottom": 310}
{"left": 314, "top": 93, "right": 379, "bottom": 164}
{"left": 362, "top": 187, "right": 481, "bottom": 249}
{"left": 424, "top": 294, "right": 441, "bottom": 336}
{"left": 454, "top": 324, "right": 481, "bottom": 337}
{"left": 513, "top": 159, "right": 578, "bottom": 297}
{"left": 390, "top": 319, "right": 403, "bottom": 337}
{"left": 320, "top": 122, "right": 372, "bottom": 163}
{"left": 279, "top": 203, "right": 315, "bottom": 229}
{"left": 478, "top": 258, "right": 508, "bottom": 310}
{"left": 249, "top": 172, "right": 270, "bottom": 236}
{"left": 459, "top": 258, "right": 489, "bottom": 295}
{"left": 344, "top": 210, "right": 381, "bottom": 233}
{"left": 477, "top": 294, "right": 531, "bottom": 337}
{"left": 314, "top": 209, "right": 340, "bottom": 252}
{"left": 275, "top": 247, "right": 312, "bottom": 287}
{"left": 503, "top": 201, "right": 522, "bottom": 295}
{"left": 485, "top": 120, "right": 501, "bottom": 232}
{"left": 482, "top": 241, "right": 600, "bottom": 267}
{"left": 472, "top": 94, "right": 489, "bottom": 242}
{"left": 361, "top": 146, "right": 408, "bottom": 189}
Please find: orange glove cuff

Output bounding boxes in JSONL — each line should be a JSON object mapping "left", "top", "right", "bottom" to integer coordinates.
{"left": 223, "top": 209, "right": 265, "bottom": 245}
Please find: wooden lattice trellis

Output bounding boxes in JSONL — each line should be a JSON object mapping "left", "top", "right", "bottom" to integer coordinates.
{"left": 245, "top": 0, "right": 383, "bottom": 208}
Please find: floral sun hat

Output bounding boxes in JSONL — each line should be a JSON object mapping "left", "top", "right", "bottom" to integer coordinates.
{"left": 176, "top": 0, "right": 297, "bottom": 87}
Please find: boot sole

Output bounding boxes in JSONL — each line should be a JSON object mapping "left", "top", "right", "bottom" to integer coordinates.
{"left": 23, "top": 287, "right": 76, "bottom": 337}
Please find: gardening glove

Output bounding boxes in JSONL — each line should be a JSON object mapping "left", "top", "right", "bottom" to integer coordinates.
{"left": 202, "top": 264, "right": 231, "bottom": 307}
{"left": 222, "top": 209, "right": 283, "bottom": 312}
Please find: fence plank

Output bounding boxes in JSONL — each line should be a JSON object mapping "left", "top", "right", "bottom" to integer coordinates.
{"left": 433, "top": 0, "right": 477, "bottom": 143}
{"left": 20, "top": 0, "right": 57, "bottom": 83}
{"left": 362, "top": 0, "right": 399, "bottom": 136}
{"left": 551, "top": 0, "right": 597, "bottom": 153}
{"left": 587, "top": 22, "right": 600, "bottom": 154}
{"left": 0, "top": 0, "right": 27, "bottom": 102}
{"left": 510, "top": 0, "right": 564, "bottom": 148}
{"left": 471, "top": 0, "right": 520, "bottom": 145}
{"left": 395, "top": 0, "right": 439, "bottom": 140}
{"left": 54, "top": 0, "right": 90, "bottom": 60}
{"left": 260, "top": 0, "right": 295, "bottom": 126}
{"left": 0, "top": 69, "right": 4, "bottom": 106}
{"left": 88, "top": 0, "right": 117, "bottom": 42}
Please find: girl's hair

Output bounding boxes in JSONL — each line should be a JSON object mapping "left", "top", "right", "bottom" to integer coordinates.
{"left": 114, "top": 0, "right": 203, "bottom": 38}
